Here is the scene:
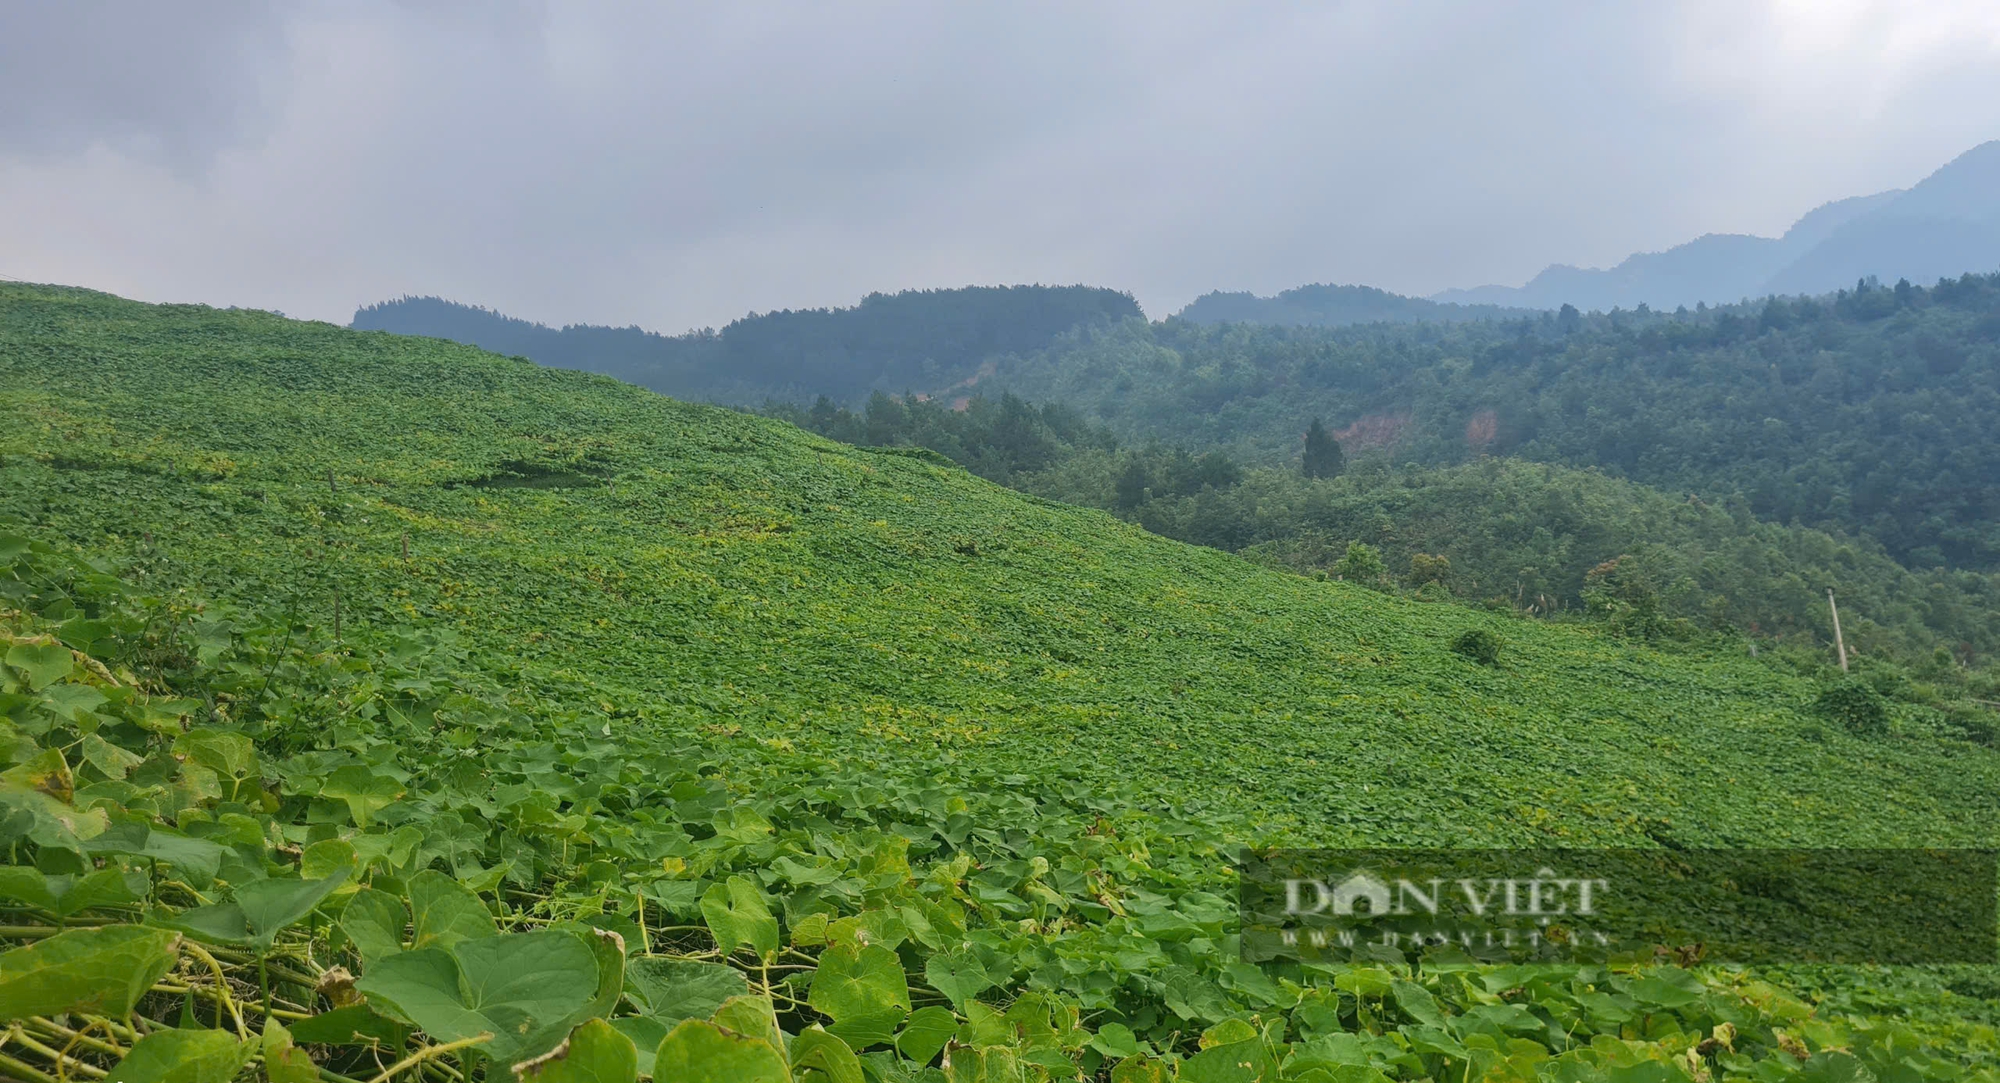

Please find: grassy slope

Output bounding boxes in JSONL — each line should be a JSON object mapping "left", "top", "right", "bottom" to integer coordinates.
{"left": 3, "top": 281, "right": 1996, "bottom": 852}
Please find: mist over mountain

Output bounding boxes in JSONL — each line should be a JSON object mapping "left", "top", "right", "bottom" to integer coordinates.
{"left": 1435, "top": 140, "right": 2000, "bottom": 312}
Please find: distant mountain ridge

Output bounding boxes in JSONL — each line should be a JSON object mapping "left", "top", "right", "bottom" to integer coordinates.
{"left": 1436, "top": 140, "right": 2000, "bottom": 312}
{"left": 1174, "top": 282, "right": 1535, "bottom": 327}
{"left": 351, "top": 284, "right": 1140, "bottom": 404}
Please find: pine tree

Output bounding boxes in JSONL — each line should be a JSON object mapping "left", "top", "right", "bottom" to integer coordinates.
{"left": 1302, "top": 418, "right": 1344, "bottom": 479}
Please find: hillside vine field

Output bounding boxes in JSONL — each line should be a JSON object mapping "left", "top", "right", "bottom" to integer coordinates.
{"left": 3, "top": 282, "right": 2000, "bottom": 1081}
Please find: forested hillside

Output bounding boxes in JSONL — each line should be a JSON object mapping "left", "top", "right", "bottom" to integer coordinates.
{"left": 352, "top": 284, "right": 1140, "bottom": 404}
{"left": 990, "top": 274, "right": 2000, "bottom": 573}
{"left": 7, "top": 283, "right": 2000, "bottom": 1080}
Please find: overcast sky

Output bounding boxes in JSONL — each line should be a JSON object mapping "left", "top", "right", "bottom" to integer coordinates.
{"left": 4, "top": 1, "right": 1999, "bottom": 331}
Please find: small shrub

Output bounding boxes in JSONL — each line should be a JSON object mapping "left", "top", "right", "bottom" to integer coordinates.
{"left": 1451, "top": 628, "right": 1503, "bottom": 666}
{"left": 1408, "top": 553, "right": 1451, "bottom": 586}
{"left": 1332, "top": 541, "right": 1388, "bottom": 588}
{"left": 1816, "top": 679, "right": 1889, "bottom": 735}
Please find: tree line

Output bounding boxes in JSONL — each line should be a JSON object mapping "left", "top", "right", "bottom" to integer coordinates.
{"left": 352, "top": 285, "right": 1141, "bottom": 405}
{"left": 989, "top": 272, "right": 2000, "bottom": 573}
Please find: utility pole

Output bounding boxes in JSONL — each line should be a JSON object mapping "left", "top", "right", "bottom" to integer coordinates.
{"left": 1827, "top": 588, "right": 1848, "bottom": 673}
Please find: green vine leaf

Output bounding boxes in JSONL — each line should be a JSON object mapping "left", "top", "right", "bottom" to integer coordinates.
{"left": 651, "top": 1019, "right": 790, "bottom": 1083}
{"left": 0, "top": 925, "right": 181, "bottom": 1020}
{"left": 107, "top": 1028, "right": 250, "bottom": 1083}
{"left": 700, "top": 875, "right": 779, "bottom": 960}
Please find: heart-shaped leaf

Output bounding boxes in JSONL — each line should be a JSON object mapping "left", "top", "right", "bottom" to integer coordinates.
{"left": 81, "top": 732, "right": 144, "bottom": 780}
{"left": 356, "top": 929, "right": 602, "bottom": 1065}
{"left": 515, "top": 1017, "right": 639, "bottom": 1083}
{"left": 895, "top": 1005, "right": 958, "bottom": 1066}
{"left": 1110, "top": 1055, "right": 1174, "bottom": 1083}
{"left": 609, "top": 1017, "right": 668, "bottom": 1078}
{"left": 349, "top": 826, "right": 424, "bottom": 875}
{"left": 238, "top": 869, "right": 349, "bottom": 946}
{"left": 652, "top": 1019, "right": 790, "bottom": 1083}
{"left": 808, "top": 941, "right": 909, "bottom": 1049}
{"left": 923, "top": 947, "right": 995, "bottom": 1012}
{"left": 339, "top": 886, "right": 409, "bottom": 966}
{"left": 408, "top": 869, "right": 495, "bottom": 950}
{"left": 0, "top": 925, "right": 181, "bottom": 1019}
{"left": 107, "top": 1027, "right": 249, "bottom": 1083}
{"left": 624, "top": 957, "right": 750, "bottom": 1027}
{"left": 84, "top": 821, "right": 226, "bottom": 885}
{"left": 0, "top": 866, "right": 132, "bottom": 918}
{"left": 261, "top": 1022, "right": 320, "bottom": 1083}
{"left": 287, "top": 1003, "right": 411, "bottom": 1048}
{"left": 0, "top": 867, "right": 58, "bottom": 911}
{"left": 5, "top": 641, "right": 72, "bottom": 692}
{"left": 572, "top": 925, "right": 627, "bottom": 1029}
{"left": 321, "top": 765, "right": 406, "bottom": 828}
{"left": 1178, "top": 1037, "right": 1277, "bottom": 1083}
{"left": 1390, "top": 980, "right": 1446, "bottom": 1029}
{"left": 1, "top": 747, "right": 72, "bottom": 803}
{"left": 710, "top": 994, "right": 787, "bottom": 1053}
{"left": 159, "top": 869, "right": 348, "bottom": 951}
{"left": 174, "top": 729, "right": 257, "bottom": 783}
{"left": 155, "top": 902, "right": 258, "bottom": 948}
{"left": 38, "top": 683, "right": 107, "bottom": 725}
{"left": 791, "top": 1025, "right": 864, "bottom": 1083}
{"left": 301, "top": 838, "right": 359, "bottom": 881}
{"left": 700, "top": 875, "right": 779, "bottom": 959}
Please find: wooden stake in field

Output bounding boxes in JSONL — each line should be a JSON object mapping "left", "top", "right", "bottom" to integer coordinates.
{"left": 1827, "top": 588, "right": 1848, "bottom": 673}
{"left": 400, "top": 533, "right": 409, "bottom": 562}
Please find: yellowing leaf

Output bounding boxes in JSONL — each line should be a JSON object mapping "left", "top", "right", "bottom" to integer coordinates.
{"left": 516, "top": 1018, "right": 639, "bottom": 1083}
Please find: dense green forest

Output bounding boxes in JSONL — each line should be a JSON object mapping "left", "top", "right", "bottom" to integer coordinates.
{"left": 352, "top": 284, "right": 1140, "bottom": 404}
{"left": 8, "top": 283, "right": 2000, "bottom": 1080}
{"left": 989, "top": 273, "right": 2000, "bottom": 574}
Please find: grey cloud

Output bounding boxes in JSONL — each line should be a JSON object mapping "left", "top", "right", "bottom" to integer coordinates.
{"left": 0, "top": 1, "right": 287, "bottom": 168}
{"left": 1, "top": 2, "right": 1997, "bottom": 330}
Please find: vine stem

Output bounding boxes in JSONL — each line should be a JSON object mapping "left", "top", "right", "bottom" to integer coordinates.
{"left": 24, "top": 1018, "right": 126, "bottom": 1061}
{"left": 152, "top": 981, "right": 311, "bottom": 1021}
{"left": 182, "top": 942, "right": 250, "bottom": 1040}
{"left": 5, "top": 1028, "right": 106, "bottom": 1078}
{"left": 364, "top": 1033, "right": 493, "bottom": 1083}
{"left": 0, "top": 1047, "right": 59, "bottom": 1083}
